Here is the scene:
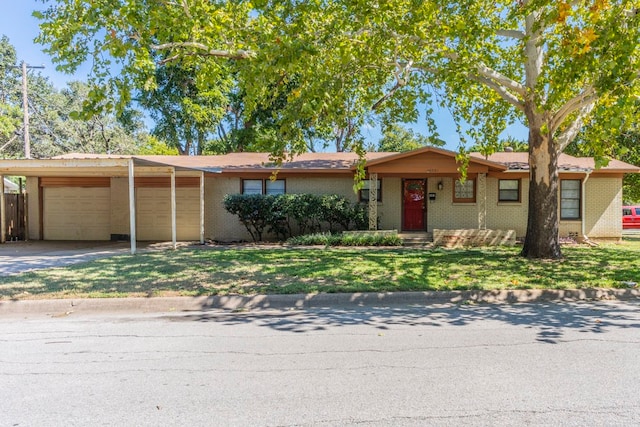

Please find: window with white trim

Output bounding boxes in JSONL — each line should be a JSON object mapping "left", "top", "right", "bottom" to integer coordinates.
{"left": 498, "top": 179, "right": 520, "bottom": 202}
{"left": 242, "top": 179, "right": 286, "bottom": 195}
{"left": 265, "top": 179, "right": 286, "bottom": 195}
{"left": 242, "top": 179, "right": 263, "bottom": 195}
{"left": 560, "top": 179, "right": 581, "bottom": 220}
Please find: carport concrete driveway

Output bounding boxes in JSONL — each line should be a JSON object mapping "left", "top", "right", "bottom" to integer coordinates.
{"left": 0, "top": 241, "right": 135, "bottom": 275}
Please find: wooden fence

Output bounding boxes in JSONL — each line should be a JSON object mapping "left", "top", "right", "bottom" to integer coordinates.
{"left": 4, "top": 193, "right": 25, "bottom": 241}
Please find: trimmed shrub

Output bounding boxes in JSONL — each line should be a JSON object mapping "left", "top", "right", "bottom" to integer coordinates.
{"left": 223, "top": 193, "right": 377, "bottom": 242}
{"left": 320, "top": 194, "right": 354, "bottom": 232}
{"left": 223, "top": 194, "right": 278, "bottom": 242}
{"left": 287, "top": 232, "right": 402, "bottom": 246}
{"left": 270, "top": 194, "right": 296, "bottom": 239}
{"left": 290, "top": 193, "right": 324, "bottom": 234}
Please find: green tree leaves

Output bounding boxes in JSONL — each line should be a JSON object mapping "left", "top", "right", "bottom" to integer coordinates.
{"left": 377, "top": 124, "right": 445, "bottom": 152}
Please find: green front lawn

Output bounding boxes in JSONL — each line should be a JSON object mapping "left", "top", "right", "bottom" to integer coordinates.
{"left": 1, "top": 240, "right": 639, "bottom": 300}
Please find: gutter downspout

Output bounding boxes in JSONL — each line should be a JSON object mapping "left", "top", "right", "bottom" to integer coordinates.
{"left": 581, "top": 169, "right": 597, "bottom": 246}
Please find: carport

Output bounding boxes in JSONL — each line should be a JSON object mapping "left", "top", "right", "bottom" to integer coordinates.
{"left": 0, "top": 155, "right": 221, "bottom": 254}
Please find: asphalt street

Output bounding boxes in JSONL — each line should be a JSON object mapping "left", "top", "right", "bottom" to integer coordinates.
{"left": 1, "top": 301, "right": 639, "bottom": 426}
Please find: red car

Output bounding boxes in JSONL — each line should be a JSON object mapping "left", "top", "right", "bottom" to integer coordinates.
{"left": 623, "top": 206, "right": 640, "bottom": 229}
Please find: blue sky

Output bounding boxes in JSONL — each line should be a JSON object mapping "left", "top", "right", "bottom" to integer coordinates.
{"left": 1, "top": 0, "right": 529, "bottom": 151}
{"left": 0, "top": 0, "right": 92, "bottom": 88}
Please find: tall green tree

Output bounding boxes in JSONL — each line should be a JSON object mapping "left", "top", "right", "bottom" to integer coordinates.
{"left": 567, "top": 125, "right": 640, "bottom": 205}
{"left": 471, "top": 136, "right": 529, "bottom": 156}
{"left": 1, "top": 35, "right": 148, "bottom": 158}
{"left": 0, "top": 36, "right": 24, "bottom": 155}
{"left": 42, "top": 81, "right": 149, "bottom": 156}
{"left": 36, "top": 0, "right": 640, "bottom": 259}
{"left": 204, "top": 80, "right": 301, "bottom": 154}
{"left": 137, "top": 60, "right": 231, "bottom": 155}
{"left": 16, "top": 77, "right": 149, "bottom": 157}
{"left": 377, "top": 123, "right": 445, "bottom": 152}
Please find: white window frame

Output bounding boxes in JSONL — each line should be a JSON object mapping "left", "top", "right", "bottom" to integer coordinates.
{"left": 242, "top": 179, "right": 286, "bottom": 195}
{"left": 560, "top": 179, "right": 581, "bottom": 220}
{"left": 498, "top": 179, "right": 520, "bottom": 202}
{"left": 265, "top": 179, "right": 286, "bottom": 195}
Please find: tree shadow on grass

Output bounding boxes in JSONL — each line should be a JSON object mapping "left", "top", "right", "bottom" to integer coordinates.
{"left": 167, "top": 300, "right": 640, "bottom": 344}
{"left": 2, "top": 245, "right": 638, "bottom": 298}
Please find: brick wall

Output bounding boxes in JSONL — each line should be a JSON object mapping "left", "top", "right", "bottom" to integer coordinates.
{"left": 287, "top": 176, "right": 356, "bottom": 199}
{"left": 205, "top": 177, "right": 252, "bottom": 242}
{"left": 427, "top": 177, "right": 478, "bottom": 230}
{"left": 25, "top": 177, "right": 39, "bottom": 240}
{"left": 433, "top": 228, "right": 517, "bottom": 247}
{"left": 110, "top": 177, "right": 130, "bottom": 236}
{"left": 202, "top": 174, "right": 623, "bottom": 242}
{"left": 378, "top": 177, "right": 401, "bottom": 230}
{"left": 485, "top": 177, "right": 528, "bottom": 237}
{"left": 584, "top": 177, "right": 622, "bottom": 238}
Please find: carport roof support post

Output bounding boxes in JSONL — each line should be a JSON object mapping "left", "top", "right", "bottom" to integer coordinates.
{"left": 1, "top": 175, "right": 5, "bottom": 243}
{"left": 128, "top": 159, "right": 136, "bottom": 255}
{"left": 200, "top": 171, "right": 205, "bottom": 244}
{"left": 171, "top": 167, "right": 176, "bottom": 250}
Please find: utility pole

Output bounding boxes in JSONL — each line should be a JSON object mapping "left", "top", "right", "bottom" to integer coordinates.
{"left": 17, "top": 62, "right": 44, "bottom": 159}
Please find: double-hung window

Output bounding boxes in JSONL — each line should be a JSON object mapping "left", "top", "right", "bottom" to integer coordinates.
{"left": 242, "top": 179, "right": 263, "bottom": 195}
{"left": 360, "top": 179, "right": 382, "bottom": 202}
{"left": 560, "top": 179, "right": 581, "bottom": 220}
{"left": 265, "top": 179, "right": 285, "bottom": 195}
{"left": 498, "top": 179, "right": 520, "bottom": 202}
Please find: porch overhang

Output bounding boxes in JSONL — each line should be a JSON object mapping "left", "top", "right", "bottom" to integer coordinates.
{"left": 359, "top": 146, "right": 507, "bottom": 176}
{"left": 0, "top": 157, "right": 222, "bottom": 177}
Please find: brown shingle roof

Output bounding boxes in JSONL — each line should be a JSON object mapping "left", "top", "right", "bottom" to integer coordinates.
{"left": 53, "top": 152, "right": 393, "bottom": 172}
{"left": 473, "top": 152, "right": 640, "bottom": 173}
{"left": 52, "top": 150, "right": 640, "bottom": 173}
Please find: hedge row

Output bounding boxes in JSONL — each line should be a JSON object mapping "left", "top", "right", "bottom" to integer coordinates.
{"left": 223, "top": 193, "right": 371, "bottom": 242}
{"left": 287, "top": 232, "right": 402, "bottom": 246}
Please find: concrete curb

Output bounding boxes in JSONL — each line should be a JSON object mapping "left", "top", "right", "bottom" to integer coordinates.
{"left": 0, "top": 288, "right": 638, "bottom": 316}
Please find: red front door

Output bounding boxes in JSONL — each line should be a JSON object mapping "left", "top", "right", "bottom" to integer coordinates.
{"left": 403, "top": 179, "right": 426, "bottom": 231}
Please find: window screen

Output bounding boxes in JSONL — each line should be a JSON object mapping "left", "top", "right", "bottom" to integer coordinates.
{"left": 266, "top": 179, "right": 285, "bottom": 195}
{"left": 499, "top": 179, "right": 520, "bottom": 201}
{"left": 242, "top": 179, "right": 263, "bottom": 195}
{"left": 560, "top": 180, "right": 581, "bottom": 219}
{"left": 360, "top": 179, "right": 382, "bottom": 202}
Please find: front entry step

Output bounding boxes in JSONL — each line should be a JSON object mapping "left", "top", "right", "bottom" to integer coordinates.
{"left": 398, "top": 232, "right": 433, "bottom": 247}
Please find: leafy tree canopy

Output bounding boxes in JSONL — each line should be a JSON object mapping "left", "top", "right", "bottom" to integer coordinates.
{"left": 1, "top": 34, "right": 150, "bottom": 158}
{"left": 470, "top": 136, "right": 529, "bottom": 156}
{"left": 0, "top": 35, "right": 23, "bottom": 149}
{"left": 567, "top": 108, "right": 640, "bottom": 204}
{"left": 377, "top": 123, "right": 445, "bottom": 152}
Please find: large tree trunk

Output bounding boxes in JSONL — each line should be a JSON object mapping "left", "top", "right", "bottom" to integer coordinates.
{"left": 521, "top": 120, "right": 563, "bottom": 259}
